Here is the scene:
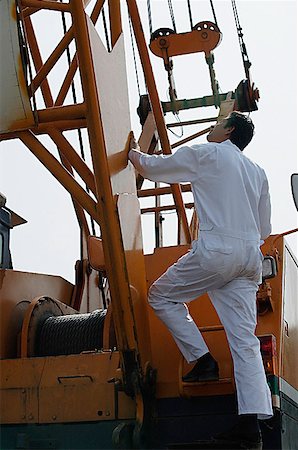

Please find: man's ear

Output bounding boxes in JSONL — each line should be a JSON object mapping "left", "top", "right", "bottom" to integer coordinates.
{"left": 225, "top": 126, "right": 235, "bottom": 136}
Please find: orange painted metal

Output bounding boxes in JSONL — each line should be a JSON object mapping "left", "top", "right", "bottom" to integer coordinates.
{"left": 22, "top": 0, "right": 105, "bottom": 109}
{"left": 271, "top": 227, "right": 298, "bottom": 250}
{"left": 21, "top": 0, "right": 71, "bottom": 13}
{"left": 0, "top": 357, "right": 44, "bottom": 424}
{"left": 167, "top": 116, "right": 218, "bottom": 128}
{"left": 127, "top": 0, "right": 191, "bottom": 245}
{"left": 37, "top": 103, "right": 86, "bottom": 122}
{"left": 30, "top": 28, "right": 75, "bottom": 95}
{"left": 55, "top": 57, "right": 78, "bottom": 106}
{"left": 117, "top": 193, "right": 153, "bottom": 364}
{"left": 1, "top": 101, "right": 87, "bottom": 137}
{"left": 48, "top": 128, "right": 97, "bottom": 196}
{"left": 259, "top": 235, "right": 298, "bottom": 392}
{"left": 0, "top": 270, "right": 74, "bottom": 359}
{"left": 172, "top": 126, "right": 211, "bottom": 149}
{"left": 150, "top": 23, "right": 222, "bottom": 59}
{"left": 85, "top": 11, "right": 152, "bottom": 369}
{"left": 0, "top": 352, "right": 135, "bottom": 424}
{"left": 0, "top": 119, "right": 87, "bottom": 140}
{"left": 18, "top": 130, "right": 100, "bottom": 222}
{"left": 48, "top": 128, "right": 91, "bottom": 246}
{"left": 90, "top": 0, "right": 105, "bottom": 22}
{"left": 141, "top": 202, "right": 194, "bottom": 214}
{"left": 38, "top": 352, "right": 120, "bottom": 423}
{"left": 20, "top": 297, "right": 55, "bottom": 357}
{"left": 70, "top": 0, "right": 143, "bottom": 362}
{"left": 108, "top": 0, "right": 122, "bottom": 48}
{"left": 54, "top": 0, "right": 104, "bottom": 106}
{"left": 138, "top": 184, "right": 192, "bottom": 198}
{"left": 102, "top": 306, "right": 115, "bottom": 350}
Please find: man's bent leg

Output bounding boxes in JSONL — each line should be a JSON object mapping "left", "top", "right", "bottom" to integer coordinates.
{"left": 148, "top": 291, "right": 208, "bottom": 363}
{"left": 148, "top": 244, "right": 228, "bottom": 364}
{"left": 209, "top": 278, "right": 273, "bottom": 419}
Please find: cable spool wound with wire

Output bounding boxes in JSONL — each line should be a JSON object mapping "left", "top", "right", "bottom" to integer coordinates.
{"left": 20, "top": 296, "right": 116, "bottom": 358}
{"left": 36, "top": 309, "right": 107, "bottom": 357}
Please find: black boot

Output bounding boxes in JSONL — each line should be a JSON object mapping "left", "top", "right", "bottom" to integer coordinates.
{"left": 182, "top": 352, "right": 219, "bottom": 382}
{"left": 212, "top": 414, "right": 262, "bottom": 450}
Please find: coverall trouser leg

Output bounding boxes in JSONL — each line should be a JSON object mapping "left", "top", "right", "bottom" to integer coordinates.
{"left": 148, "top": 236, "right": 273, "bottom": 419}
{"left": 209, "top": 279, "right": 273, "bottom": 419}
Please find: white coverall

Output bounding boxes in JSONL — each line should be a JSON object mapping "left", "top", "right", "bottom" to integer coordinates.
{"left": 129, "top": 139, "right": 273, "bottom": 419}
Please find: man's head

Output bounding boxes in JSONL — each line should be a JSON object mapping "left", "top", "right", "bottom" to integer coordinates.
{"left": 207, "top": 111, "right": 255, "bottom": 151}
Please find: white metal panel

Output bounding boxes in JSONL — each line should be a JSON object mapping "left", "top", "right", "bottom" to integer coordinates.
{"left": 0, "top": 0, "right": 34, "bottom": 133}
{"left": 86, "top": 17, "right": 135, "bottom": 196}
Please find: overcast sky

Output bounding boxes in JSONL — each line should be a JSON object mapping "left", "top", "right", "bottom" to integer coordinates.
{"left": 1, "top": 0, "right": 297, "bottom": 283}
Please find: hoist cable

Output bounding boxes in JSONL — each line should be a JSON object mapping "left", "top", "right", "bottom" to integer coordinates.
{"left": 231, "top": 0, "right": 240, "bottom": 29}
{"left": 186, "top": 0, "right": 194, "bottom": 30}
{"left": 102, "top": 5, "right": 111, "bottom": 53}
{"left": 128, "top": 15, "right": 141, "bottom": 97}
{"left": 168, "top": 119, "right": 183, "bottom": 138}
{"left": 18, "top": 12, "right": 38, "bottom": 116}
{"left": 60, "top": 5, "right": 96, "bottom": 236}
{"left": 167, "top": 0, "right": 177, "bottom": 33}
{"left": 209, "top": 0, "right": 218, "bottom": 27}
{"left": 147, "top": 0, "right": 153, "bottom": 36}
{"left": 231, "top": 0, "right": 251, "bottom": 78}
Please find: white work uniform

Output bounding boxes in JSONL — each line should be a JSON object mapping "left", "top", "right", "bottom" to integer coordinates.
{"left": 129, "top": 140, "right": 273, "bottom": 419}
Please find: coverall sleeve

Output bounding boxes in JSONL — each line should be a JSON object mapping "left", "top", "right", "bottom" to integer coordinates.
{"left": 258, "top": 174, "right": 272, "bottom": 240}
{"left": 128, "top": 146, "right": 200, "bottom": 184}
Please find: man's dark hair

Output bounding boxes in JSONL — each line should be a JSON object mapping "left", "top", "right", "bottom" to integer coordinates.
{"left": 225, "top": 111, "right": 255, "bottom": 151}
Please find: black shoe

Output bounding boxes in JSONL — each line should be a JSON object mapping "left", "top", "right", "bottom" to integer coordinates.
{"left": 212, "top": 422, "right": 262, "bottom": 450}
{"left": 182, "top": 353, "right": 219, "bottom": 383}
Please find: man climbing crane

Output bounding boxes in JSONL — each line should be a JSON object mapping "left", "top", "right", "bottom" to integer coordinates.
{"left": 129, "top": 111, "right": 272, "bottom": 450}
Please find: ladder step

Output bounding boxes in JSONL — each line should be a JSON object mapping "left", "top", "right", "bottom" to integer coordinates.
{"left": 179, "top": 378, "right": 234, "bottom": 398}
{"left": 182, "top": 377, "right": 232, "bottom": 387}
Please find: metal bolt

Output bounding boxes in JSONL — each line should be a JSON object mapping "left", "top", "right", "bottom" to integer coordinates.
{"left": 159, "top": 38, "right": 166, "bottom": 46}
{"left": 22, "top": 389, "right": 26, "bottom": 394}
{"left": 28, "top": 414, "right": 33, "bottom": 420}
{"left": 105, "top": 411, "right": 111, "bottom": 416}
{"left": 52, "top": 415, "right": 57, "bottom": 420}
{"left": 202, "top": 32, "right": 208, "bottom": 39}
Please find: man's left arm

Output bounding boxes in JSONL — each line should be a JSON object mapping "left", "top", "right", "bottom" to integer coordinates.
{"left": 128, "top": 145, "right": 199, "bottom": 184}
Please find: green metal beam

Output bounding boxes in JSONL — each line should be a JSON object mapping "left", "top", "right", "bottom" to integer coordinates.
{"left": 162, "top": 92, "right": 236, "bottom": 114}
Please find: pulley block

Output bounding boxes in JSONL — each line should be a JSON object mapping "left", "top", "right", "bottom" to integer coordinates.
{"left": 149, "top": 21, "right": 222, "bottom": 59}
